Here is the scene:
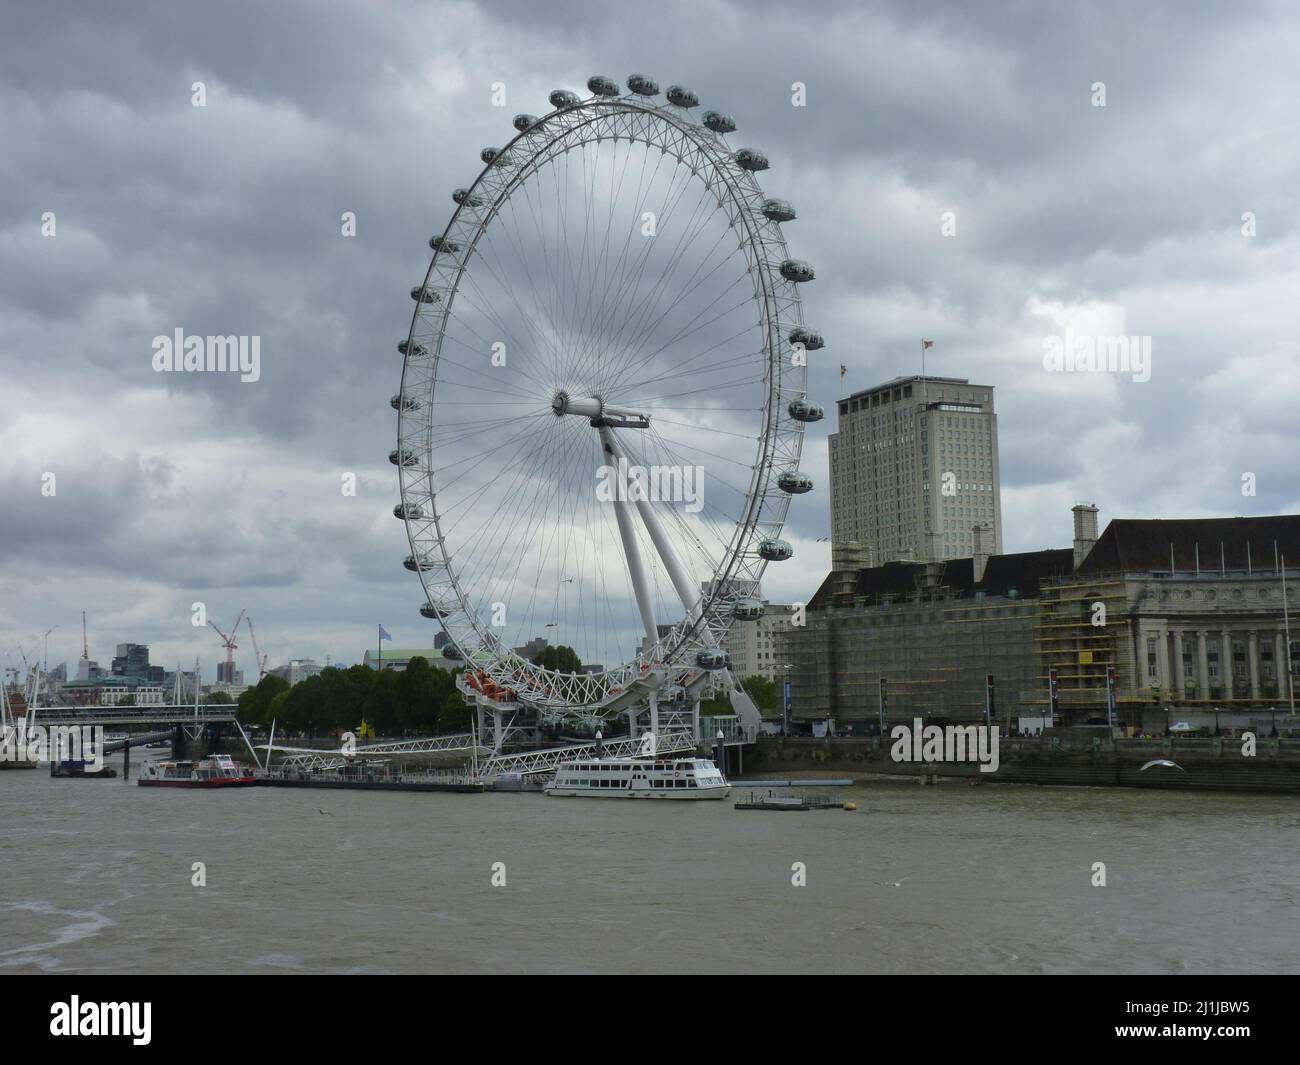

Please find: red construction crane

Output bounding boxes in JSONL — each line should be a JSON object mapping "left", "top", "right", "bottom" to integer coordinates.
{"left": 208, "top": 610, "right": 246, "bottom": 684}
{"left": 244, "top": 616, "right": 269, "bottom": 681}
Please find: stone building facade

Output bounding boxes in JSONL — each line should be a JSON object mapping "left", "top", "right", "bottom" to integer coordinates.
{"left": 777, "top": 511, "right": 1300, "bottom": 730}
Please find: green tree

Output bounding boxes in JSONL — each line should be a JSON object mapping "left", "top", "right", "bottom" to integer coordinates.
{"left": 203, "top": 691, "right": 234, "bottom": 705}
{"left": 532, "top": 645, "right": 582, "bottom": 674}
{"left": 362, "top": 668, "right": 402, "bottom": 735}
{"left": 440, "top": 667, "right": 471, "bottom": 732}
{"left": 267, "top": 689, "right": 293, "bottom": 732}
{"left": 741, "top": 674, "right": 778, "bottom": 712}
{"left": 237, "top": 674, "right": 290, "bottom": 727}
{"left": 397, "top": 656, "right": 460, "bottom": 733}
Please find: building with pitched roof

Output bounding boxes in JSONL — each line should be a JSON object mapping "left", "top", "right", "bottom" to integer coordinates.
{"left": 777, "top": 506, "right": 1300, "bottom": 733}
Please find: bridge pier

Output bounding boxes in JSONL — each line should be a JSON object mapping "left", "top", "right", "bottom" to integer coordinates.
{"left": 171, "top": 723, "right": 216, "bottom": 760}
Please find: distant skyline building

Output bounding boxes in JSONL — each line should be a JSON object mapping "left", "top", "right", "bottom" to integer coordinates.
{"left": 829, "top": 374, "right": 1003, "bottom": 567}
{"left": 74, "top": 657, "right": 105, "bottom": 682}
{"left": 111, "top": 642, "right": 165, "bottom": 684}
{"left": 363, "top": 647, "right": 456, "bottom": 673}
{"left": 726, "top": 602, "right": 794, "bottom": 684}
{"left": 268, "top": 659, "right": 323, "bottom": 686}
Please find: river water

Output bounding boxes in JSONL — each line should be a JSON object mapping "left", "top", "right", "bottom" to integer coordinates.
{"left": 2, "top": 754, "right": 1297, "bottom": 974}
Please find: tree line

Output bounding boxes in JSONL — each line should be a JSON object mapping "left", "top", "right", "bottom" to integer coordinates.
{"left": 234, "top": 643, "right": 779, "bottom": 738}
{"left": 236, "top": 659, "right": 470, "bottom": 736}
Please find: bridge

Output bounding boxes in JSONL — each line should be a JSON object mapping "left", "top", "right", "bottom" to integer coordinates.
{"left": 266, "top": 733, "right": 486, "bottom": 773}
{"left": 481, "top": 731, "right": 697, "bottom": 779}
{"left": 27, "top": 704, "right": 238, "bottom": 727}
{"left": 262, "top": 729, "right": 705, "bottom": 779}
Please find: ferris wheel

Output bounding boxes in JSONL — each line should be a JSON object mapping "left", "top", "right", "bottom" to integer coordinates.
{"left": 392, "top": 73, "right": 823, "bottom": 736}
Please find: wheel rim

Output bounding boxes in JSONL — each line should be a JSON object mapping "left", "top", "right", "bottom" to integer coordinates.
{"left": 396, "top": 87, "right": 811, "bottom": 719}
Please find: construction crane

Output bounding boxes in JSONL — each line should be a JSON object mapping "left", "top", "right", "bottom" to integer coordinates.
{"left": 208, "top": 610, "right": 246, "bottom": 685}
{"left": 244, "top": 616, "right": 269, "bottom": 682}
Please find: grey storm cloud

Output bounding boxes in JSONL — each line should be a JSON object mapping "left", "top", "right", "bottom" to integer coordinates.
{"left": 2, "top": 0, "right": 1298, "bottom": 675}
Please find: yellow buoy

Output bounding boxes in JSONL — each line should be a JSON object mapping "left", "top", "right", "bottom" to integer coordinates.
{"left": 843, "top": 801, "right": 857, "bottom": 811}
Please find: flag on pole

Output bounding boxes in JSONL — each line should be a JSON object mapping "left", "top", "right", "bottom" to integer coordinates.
{"left": 379, "top": 625, "right": 392, "bottom": 641}
{"left": 922, "top": 339, "right": 934, "bottom": 349}
{"left": 840, "top": 364, "right": 847, "bottom": 381}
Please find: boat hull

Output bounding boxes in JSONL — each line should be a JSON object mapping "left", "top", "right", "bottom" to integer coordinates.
{"left": 546, "top": 785, "right": 731, "bottom": 800}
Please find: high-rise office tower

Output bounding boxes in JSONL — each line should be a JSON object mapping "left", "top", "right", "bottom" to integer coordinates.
{"left": 828, "top": 374, "right": 1002, "bottom": 566}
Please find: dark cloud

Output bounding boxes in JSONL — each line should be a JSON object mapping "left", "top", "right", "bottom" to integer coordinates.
{"left": 2, "top": 0, "right": 1298, "bottom": 674}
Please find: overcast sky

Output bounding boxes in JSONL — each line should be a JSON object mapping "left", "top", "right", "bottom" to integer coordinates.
{"left": 2, "top": 0, "right": 1298, "bottom": 679}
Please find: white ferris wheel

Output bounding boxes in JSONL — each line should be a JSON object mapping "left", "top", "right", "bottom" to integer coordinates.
{"left": 392, "top": 73, "right": 824, "bottom": 742}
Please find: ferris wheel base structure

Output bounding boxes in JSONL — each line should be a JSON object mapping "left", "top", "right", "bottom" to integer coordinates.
{"left": 459, "top": 664, "right": 761, "bottom": 755}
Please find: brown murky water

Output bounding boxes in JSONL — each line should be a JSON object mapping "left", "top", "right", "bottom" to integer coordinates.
{"left": 2, "top": 754, "right": 1297, "bottom": 973}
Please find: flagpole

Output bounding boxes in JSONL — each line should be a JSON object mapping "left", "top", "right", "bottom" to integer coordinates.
{"left": 921, "top": 338, "right": 928, "bottom": 408}
{"left": 1284, "top": 557, "right": 1295, "bottom": 715}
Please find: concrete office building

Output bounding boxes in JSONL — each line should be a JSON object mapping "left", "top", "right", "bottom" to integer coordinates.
{"left": 829, "top": 375, "right": 1002, "bottom": 567}
{"left": 726, "top": 602, "right": 796, "bottom": 683}
{"left": 111, "top": 642, "right": 165, "bottom": 684}
{"left": 268, "top": 659, "right": 324, "bottom": 686}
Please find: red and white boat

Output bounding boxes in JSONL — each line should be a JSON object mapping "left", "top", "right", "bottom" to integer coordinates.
{"left": 138, "top": 753, "right": 258, "bottom": 788}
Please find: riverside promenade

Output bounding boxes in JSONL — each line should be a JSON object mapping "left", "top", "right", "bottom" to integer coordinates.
{"left": 747, "top": 733, "right": 1300, "bottom": 793}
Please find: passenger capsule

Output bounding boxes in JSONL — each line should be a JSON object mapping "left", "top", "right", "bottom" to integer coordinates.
{"left": 780, "top": 259, "right": 816, "bottom": 283}
{"left": 452, "top": 188, "right": 483, "bottom": 207}
{"left": 626, "top": 74, "right": 659, "bottom": 96}
{"left": 549, "top": 89, "right": 580, "bottom": 109}
{"left": 442, "top": 644, "right": 464, "bottom": 661}
{"left": 420, "top": 600, "right": 450, "bottom": 620}
{"left": 789, "top": 327, "right": 824, "bottom": 350}
{"left": 787, "top": 399, "right": 825, "bottom": 423}
{"left": 731, "top": 597, "right": 765, "bottom": 622}
{"left": 393, "top": 503, "right": 425, "bottom": 520}
{"left": 758, "top": 538, "right": 794, "bottom": 562}
{"left": 696, "top": 649, "right": 728, "bottom": 670}
{"left": 762, "top": 198, "right": 796, "bottom": 222}
{"left": 410, "top": 285, "right": 440, "bottom": 304}
{"left": 404, "top": 553, "right": 438, "bottom": 572}
{"left": 733, "top": 148, "right": 769, "bottom": 172}
{"left": 588, "top": 75, "right": 620, "bottom": 97}
{"left": 666, "top": 85, "right": 699, "bottom": 108}
{"left": 390, "top": 393, "right": 421, "bottom": 412}
{"left": 398, "top": 339, "right": 429, "bottom": 358}
{"left": 429, "top": 235, "right": 460, "bottom": 253}
{"left": 480, "top": 147, "right": 511, "bottom": 166}
{"left": 389, "top": 448, "right": 419, "bottom": 467}
{"left": 702, "top": 111, "right": 736, "bottom": 133}
{"left": 777, "top": 471, "right": 814, "bottom": 495}
{"left": 512, "top": 113, "right": 539, "bottom": 132}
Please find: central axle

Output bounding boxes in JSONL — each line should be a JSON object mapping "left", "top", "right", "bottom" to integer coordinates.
{"left": 552, "top": 391, "right": 650, "bottom": 429}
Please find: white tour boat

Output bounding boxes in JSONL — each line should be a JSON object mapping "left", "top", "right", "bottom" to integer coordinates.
{"left": 138, "top": 753, "right": 258, "bottom": 788}
{"left": 546, "top": 756, "right": 730, "bottom": 800}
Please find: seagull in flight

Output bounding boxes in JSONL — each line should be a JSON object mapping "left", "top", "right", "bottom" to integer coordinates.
{"left": 1139, "top": 759, "right": 1185, "bottom": 772}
